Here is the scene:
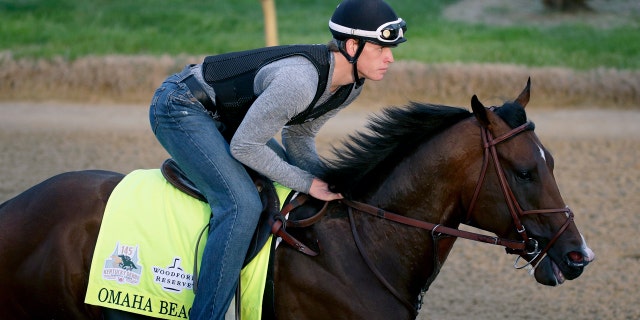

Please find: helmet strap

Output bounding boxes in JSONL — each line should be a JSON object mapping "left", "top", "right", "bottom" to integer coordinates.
{"left": 338, "top": 39, "right": 366, "bottom": 88}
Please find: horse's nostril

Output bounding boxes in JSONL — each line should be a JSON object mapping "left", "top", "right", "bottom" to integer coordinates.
{"left": 568, "top": 251, "right": 583, "bottom": 263}
{"left": 566, "top": 251, "right": 591, "bottom": 268}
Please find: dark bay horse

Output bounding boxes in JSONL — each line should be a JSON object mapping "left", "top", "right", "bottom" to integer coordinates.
{"left": 0, "top": 80, "right": 594, "bottom": 319}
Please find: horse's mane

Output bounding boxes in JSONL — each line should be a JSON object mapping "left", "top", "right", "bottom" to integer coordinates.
{"left": 320, "top": 102, "right": 472, "bottom": 197}
{"left": 320, "top": 101, "right": 529, "bottom": 197}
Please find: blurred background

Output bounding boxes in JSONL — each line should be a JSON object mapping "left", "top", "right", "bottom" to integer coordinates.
{"left": 1, "top": 0, "right": 638, "bottom": 107}
{"left": 0, "top": 1, "right": 639, "bottom": 319}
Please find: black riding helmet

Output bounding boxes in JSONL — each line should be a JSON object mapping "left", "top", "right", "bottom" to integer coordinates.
{"left": 329, "top": 0, "right": 407, "bottom": 87}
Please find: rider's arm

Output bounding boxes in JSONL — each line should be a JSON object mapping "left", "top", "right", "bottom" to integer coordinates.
{"left": 230, "top": 57, "right": 320, "bottom": 193}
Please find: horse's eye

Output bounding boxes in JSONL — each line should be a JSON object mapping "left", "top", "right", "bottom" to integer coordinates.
{"left": 516, "top": 170, "right": 533, "bottom": 181}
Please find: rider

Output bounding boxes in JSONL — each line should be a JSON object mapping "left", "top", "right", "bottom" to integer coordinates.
{"left": 148, "top": 0, "right": 407, "bottom": 318}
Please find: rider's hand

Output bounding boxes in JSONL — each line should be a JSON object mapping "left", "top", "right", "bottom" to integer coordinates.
{"left": 309, "top": 178, "right": 343, "bottom": 201}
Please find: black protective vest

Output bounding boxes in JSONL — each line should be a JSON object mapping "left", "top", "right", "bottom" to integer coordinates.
{"left": 201, "top": 44, "right": 353, "bottom": 136}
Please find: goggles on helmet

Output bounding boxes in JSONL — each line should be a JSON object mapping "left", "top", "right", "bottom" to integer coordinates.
{"left": 329, "top": 18, "right": 406, "bottom": 44}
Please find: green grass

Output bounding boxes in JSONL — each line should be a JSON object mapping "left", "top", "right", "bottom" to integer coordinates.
{"left": 1, "top": 0, "right": 638, "bottom": 70}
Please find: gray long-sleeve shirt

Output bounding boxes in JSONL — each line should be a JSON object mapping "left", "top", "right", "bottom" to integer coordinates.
{"left": 226, "top": 53, "right": 362, "bottom": 193}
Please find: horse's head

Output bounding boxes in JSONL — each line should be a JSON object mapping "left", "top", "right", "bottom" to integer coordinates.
{"left": 322, "top": 78, "right": 595, "bottom": 290}
{"left": 466, "top": 79, "right": 595, "bottom": 286}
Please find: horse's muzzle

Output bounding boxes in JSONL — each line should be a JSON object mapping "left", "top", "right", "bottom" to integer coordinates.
{"left": 534, "top": 248, "right": 594, "bottom": 286}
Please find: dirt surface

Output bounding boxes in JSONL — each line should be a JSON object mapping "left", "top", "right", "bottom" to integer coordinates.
{"left": 1, "top": 101, "right": 638, "bottom": 319}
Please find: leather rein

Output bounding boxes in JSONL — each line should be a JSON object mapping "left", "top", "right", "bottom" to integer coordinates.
{"left": 276, "top": 120, "right": 573, "bottom": 257}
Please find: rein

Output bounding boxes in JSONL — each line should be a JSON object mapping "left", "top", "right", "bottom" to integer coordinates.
{"left": 340, "top": 199, "right": 526, "bottom": 251}
{"left": 340, "top": 121, "right": 573, "bottom": 259}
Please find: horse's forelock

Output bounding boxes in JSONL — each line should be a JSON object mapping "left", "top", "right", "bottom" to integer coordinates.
{"left": 493, "top": 101, "right": 528, "bottom": 128}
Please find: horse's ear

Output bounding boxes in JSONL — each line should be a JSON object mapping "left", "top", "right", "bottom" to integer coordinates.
{"left": 514, "top": 77, "right": 531, "bottom": 108}
{"left": 471, "top": 94, "right": 490, "bottom": 127}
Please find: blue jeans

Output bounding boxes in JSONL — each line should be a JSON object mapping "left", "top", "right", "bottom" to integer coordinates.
{"left": 149, "top": 69, "right": 263, "bottom": 319}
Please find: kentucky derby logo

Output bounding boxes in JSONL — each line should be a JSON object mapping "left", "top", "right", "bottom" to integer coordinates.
{"left": 152, "top": 257, "right": 194, "bottom": 293}
{"left": 102, "top": 242, "right": 143, "bottom": 285}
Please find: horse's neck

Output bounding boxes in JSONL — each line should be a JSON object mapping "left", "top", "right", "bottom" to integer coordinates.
{"left": 368, "top": 118, "right": 479, "bottom": 225}
{"left": 366, "top": 137, "right": 470, "bottom": 225}
{"left": 358, "top": 122, "right": 477, "bottom": 293}
{"left": 354, "top": 191, "right": 452, "bottom": 298}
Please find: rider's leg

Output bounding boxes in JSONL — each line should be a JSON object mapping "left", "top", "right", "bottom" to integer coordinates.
{"left": 150, "top": 73, "right": 263, "bottom": 320}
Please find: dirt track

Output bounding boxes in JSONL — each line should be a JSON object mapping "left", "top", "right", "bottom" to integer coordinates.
{"left": 0, "top": 101, "right": 638, "bottom": 319}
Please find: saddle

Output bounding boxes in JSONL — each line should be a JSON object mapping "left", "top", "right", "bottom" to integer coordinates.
{"left": 160, "top": 158, "right": 283, "bottom": 265}
{"left": 160, "top": 159, "right": 330, "bottom": 258}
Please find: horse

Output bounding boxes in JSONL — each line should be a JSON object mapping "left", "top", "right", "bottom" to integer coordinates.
{"left": 0, "top": 79, "right": 594, "bottom": 319}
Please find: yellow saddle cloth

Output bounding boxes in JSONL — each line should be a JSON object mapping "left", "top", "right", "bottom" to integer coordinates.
{"left": 85, "top": 169, "right": 289, "bottom": 319}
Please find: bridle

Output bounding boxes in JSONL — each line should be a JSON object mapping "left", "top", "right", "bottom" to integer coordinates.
{"left": 272, "top": 112, "right": 575, "bottom": 315}
{"left": 466, "top": 119, "right": 574, "bottom": 268}
{"left": 340, "top": 117, "right": 574, "bottom": 313}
